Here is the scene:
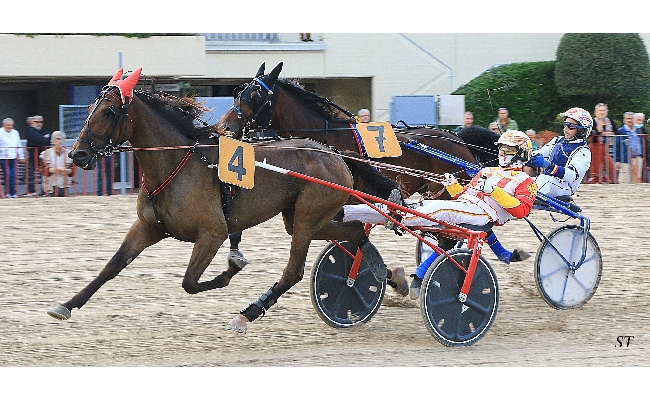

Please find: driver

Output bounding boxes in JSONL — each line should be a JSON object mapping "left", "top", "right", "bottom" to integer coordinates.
{"left": 488, "top": 107, "right": 593, "bottom": 267}
{"left": 337, "top": 130, "right": 538, "bottom": 299}
{"left": 527, "top": 107, "right": 593, "bottom": 197}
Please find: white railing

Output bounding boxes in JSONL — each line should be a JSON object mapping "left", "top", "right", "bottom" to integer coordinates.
{"left": 202, "top": 33, "right": 279, "bottom": 42}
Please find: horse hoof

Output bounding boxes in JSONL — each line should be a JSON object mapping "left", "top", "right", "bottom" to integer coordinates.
{"left": 360, "top": 241, "right": 387, "bottom": 282}
{"left": 226, "top": 314, "right": 248, "bottom": 334}
{"left": 227, "top": 253, "right": 250, "bottom": 270}
{"left": 47, "top": 305, "right": 71, "bottom": 320}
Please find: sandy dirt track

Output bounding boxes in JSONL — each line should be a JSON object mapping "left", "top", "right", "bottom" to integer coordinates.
{"left": 1, "top": 183, "right": 649, "bottom": 369}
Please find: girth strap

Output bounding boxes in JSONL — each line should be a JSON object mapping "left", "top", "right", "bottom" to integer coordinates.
{"left": 142, "top": 148, "right": 194, "bottom": 198}
{"left": 141, "top": 148, "right": 194, "bottom": 236}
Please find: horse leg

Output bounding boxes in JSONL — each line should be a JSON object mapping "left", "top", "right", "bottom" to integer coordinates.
{"left": 227, "top": 217, "right": 319, "bottom": 334}
{"left": 227, "top": 231, "right": 250, "bottom": 270}
{"left": 48, "top": 219, "right": 166, "bottom": 320}
{"left": 181, "top": 232, "right": 234, "bottom": 294}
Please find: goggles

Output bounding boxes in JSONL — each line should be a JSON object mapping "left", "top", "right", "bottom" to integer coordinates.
{"left": 563, "top": 121, "right": 581, "bottom": 130}
{"left": 498, "top": 146, "right": 518, "bottom": 156}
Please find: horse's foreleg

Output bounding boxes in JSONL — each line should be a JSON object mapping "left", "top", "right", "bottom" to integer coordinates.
{"left": 48, "top": 219, "right": 166, "bottom": 320}
{"left": 181, "top": 233, "right": 230, "bottom": 294}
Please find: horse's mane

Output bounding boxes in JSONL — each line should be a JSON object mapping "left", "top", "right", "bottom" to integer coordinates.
{"left": 456, "top": 126, "right": 500, "bottom": 167}
{"left": 276, "top": 79, "right": 355, "bottom": 122}
{"left": 134, "top": 89, "right": 217, "bottom": 139}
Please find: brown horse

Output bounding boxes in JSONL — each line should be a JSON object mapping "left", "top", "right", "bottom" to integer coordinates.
{"left": 47, "top": 68, "right": 391, "bottom": 333}
{"left": 216, "top": 63, "right": 500, "bottom": 253}
{"left": 216, "top": 62, "right": 496, "bottom": 200}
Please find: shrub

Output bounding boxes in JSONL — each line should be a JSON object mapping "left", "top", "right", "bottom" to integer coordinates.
{"left": 453, "top": 61, "right": 572, "bottom": 132}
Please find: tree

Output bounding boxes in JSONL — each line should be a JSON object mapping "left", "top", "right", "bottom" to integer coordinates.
{"left": 453, "top": 61, "right": 571, "bottom": 132}
{"left": 555, "top": 33, "right": 650, "bottom": 101}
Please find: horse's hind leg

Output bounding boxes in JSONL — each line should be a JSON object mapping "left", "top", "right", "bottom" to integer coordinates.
{"left": 228, "top": 231, "right": 312, "bottom": 333}
{"left": 48, "top": 219, "right": 166, "bottom": 320}
{"left": 227, "top": 231, "right": 250, "bottom": 270}
{"left": 181, "top": 232, "right": 233, "bottom": 294}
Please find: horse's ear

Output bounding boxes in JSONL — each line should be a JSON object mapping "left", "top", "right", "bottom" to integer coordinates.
{"left": 113, "top": 68, "right": 142, "bottom": 102}
{"left": 255, "top": 63, "right": 266, "bottom": 78}
{"left": 108, "top": 68, "right": 124, "bottom": 85}
{"left": 268, "top": 62, "right": 283, "bottom": 83}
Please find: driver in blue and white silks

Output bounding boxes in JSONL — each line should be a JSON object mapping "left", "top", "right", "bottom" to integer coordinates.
{"left": 485, "top": 107, "right": 593, "bottom": 276}
{"left": 527, "top": 107, "right": 593, "bottom": 197}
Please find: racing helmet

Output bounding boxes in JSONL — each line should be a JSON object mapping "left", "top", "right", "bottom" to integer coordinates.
{"left": 559, "top": 107, "right": 593, "bottom": 139}
{"left": 494, "top": 130, "right": 533, "bottom": 167}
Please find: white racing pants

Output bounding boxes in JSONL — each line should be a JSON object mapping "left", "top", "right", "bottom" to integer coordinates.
{"left": 535, "top": 174, "right": 573, "bottom": 197}
{"left": 342, "top": 199, "right": 492, "bottom": 227}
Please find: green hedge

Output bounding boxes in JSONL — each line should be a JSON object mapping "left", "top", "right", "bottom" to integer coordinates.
{"left": 451, "top": 61, "right": 572, "bottom": 133}
{"left": 451, "top": 60, "right": 650, "bottom": 132}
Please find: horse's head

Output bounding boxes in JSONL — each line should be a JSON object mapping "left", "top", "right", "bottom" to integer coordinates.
{"left": 216, "top": 62, "right": 283, "bottom": 138}
{"left": 456, "top": 126, "right": 500, "bottom": 167}
{"left": 69, "top": 68, "right": 142, "bottom": 170}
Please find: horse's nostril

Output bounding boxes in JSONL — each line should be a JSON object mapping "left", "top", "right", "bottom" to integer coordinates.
{"left": 71, "top": 150, "right": 88, "bottom": 159}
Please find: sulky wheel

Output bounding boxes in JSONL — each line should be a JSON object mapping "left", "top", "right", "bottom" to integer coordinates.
{"left": 310, "top": 241, "right": 386, "bottom": 329}
{"left": 535, "top": 225, "right": 602, "bottom": 310}
{"left": 420, "top": 249, "right": 499, "bottom": 347}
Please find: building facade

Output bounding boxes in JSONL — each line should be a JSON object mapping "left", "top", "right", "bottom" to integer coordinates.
{"left": 3, "top": 33, "right": 650, "bottom": 136}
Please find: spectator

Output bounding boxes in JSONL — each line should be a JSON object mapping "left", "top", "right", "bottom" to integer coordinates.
{"left": 488, "top": 122, "right": 501, "bottom": 134}
{"left": 357, "top": 108, "right": 371, "bottom": 123}
{"left": 634, "top": 113, "right": 647, "bottom": 182}
{"left": 495, "top": 107, "right": 518, "bottom": 132}
{"left": 589, "top": 103, "right": 617, "bottom": 183}
{"left": 453, "top": 111, "right": 475, "bottom": 132}
{"left": 25, "top": 115, "right": 51, "bottom": 196}
{"left": 525, "top": 129, "right": 540, "bottom": 151}
{"left": 0, "top": 118, "right": 26, "bottom": 198}
{"left": 97, "top": 154, "right": 114, "bottom": 196}
{"left": 40, "top": 131, "right": 74, "bottom": 197}
{"left": 615, "top": 112, "right": 644, "bottom": 183}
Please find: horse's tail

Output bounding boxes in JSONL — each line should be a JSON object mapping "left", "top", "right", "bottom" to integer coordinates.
{"left": 456, "top": 126, "right": 500, "bottom": 167}
{"left": 341, "top": 151, "right": 401, "bottom": 200}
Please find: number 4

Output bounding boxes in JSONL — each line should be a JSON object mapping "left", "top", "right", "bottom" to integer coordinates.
{"left": 228, "top": 145, "right": 247, "bottom": 181}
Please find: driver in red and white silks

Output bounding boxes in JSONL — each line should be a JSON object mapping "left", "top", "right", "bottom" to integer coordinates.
{"left": 341, "top": 130, "right": 537, "bottom": 228}
{"left": 339, "top": 130, "right": 537, "bottom": 300}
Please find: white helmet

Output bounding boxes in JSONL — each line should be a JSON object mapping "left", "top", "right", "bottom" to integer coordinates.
{"left": 495, "top": 130, "right": 533, "bottom": 168}
{"left": 559, "top": 107, "right": 593, "bottom": 139}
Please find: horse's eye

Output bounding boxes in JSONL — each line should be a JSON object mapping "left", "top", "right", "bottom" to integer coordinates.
{"left": 105, "top": 106, "right": 117, "bottom": 117}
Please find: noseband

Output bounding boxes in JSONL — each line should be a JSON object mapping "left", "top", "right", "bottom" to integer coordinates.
{"left": 230, "top": 77, "right": 277, "bottom": 135}
{"left": 77, "top": 87, "right": 131, "bottom": 161}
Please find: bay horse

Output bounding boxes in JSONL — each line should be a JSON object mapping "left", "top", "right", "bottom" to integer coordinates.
{"left": 216, "top": 62, "right": 500, "bottom": 251}
{"left": 216, "top": 62, "right": 499, "bottom": 199}
{"left": 48, "top": 68, "right": 395, "bottom": 333}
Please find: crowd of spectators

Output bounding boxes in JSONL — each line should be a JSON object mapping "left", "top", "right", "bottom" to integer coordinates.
{"left": 455, "top": 105, "right": 650, "bottom": 184}
{"left": 3, "top": 104, "right": 650, "bottom": 199}
{"left": 1, "top": 115, "right": 116, "bottom": 198}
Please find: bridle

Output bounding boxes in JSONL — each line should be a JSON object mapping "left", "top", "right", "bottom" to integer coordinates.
{"left": 230, "top": 77, "right": 277, "bottom": 136}
{"left": 77, "top": 86, "right": 131, "bottom": 163}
